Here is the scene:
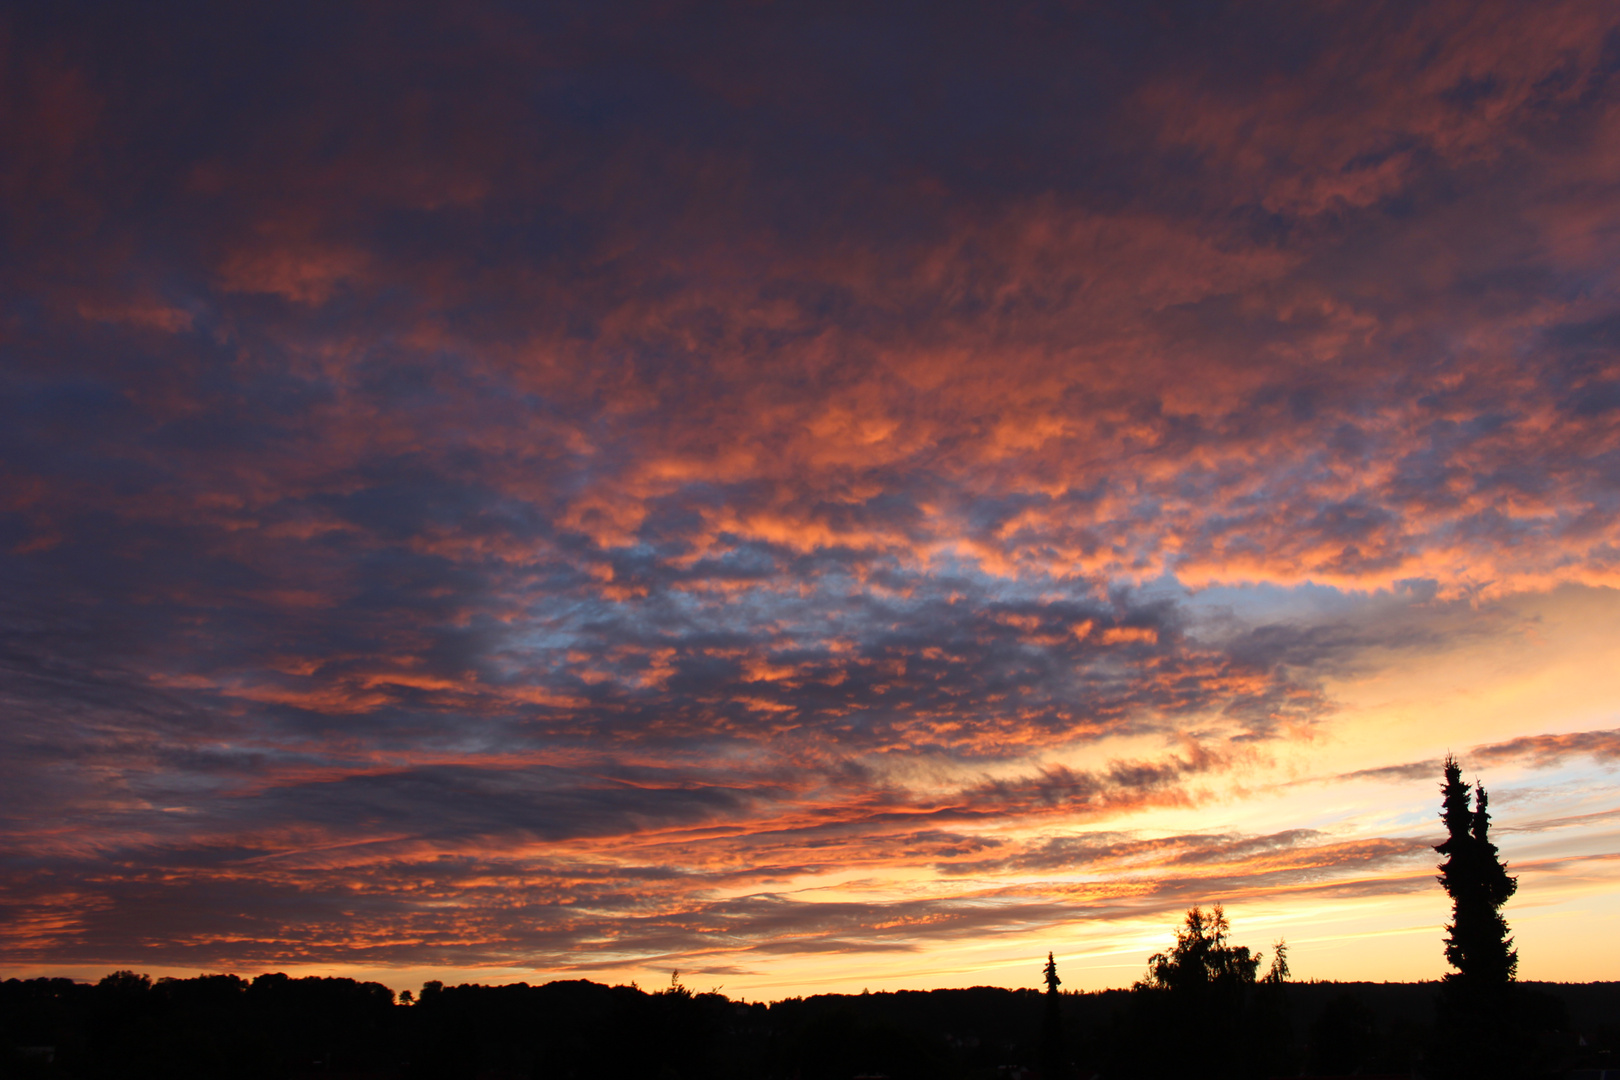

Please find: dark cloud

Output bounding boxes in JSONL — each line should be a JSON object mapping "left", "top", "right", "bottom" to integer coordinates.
{"left": 1471, "top": 728, "right": 1620, "bottom": 768}
{"left": 1331, "top": 727, "right": 1620, "bottom": 787}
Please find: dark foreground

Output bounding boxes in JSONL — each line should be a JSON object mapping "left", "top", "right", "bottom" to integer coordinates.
{"left": 2, "top": 972, "right": 1616, "bottom": 1079}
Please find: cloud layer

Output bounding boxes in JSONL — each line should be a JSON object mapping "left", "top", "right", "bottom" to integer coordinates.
{"left": 3, "top": 0, "right": 1620, "bottom": 987}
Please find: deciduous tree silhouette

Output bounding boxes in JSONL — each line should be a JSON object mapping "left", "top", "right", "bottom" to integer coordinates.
{"left": 1263, "top": 939, "right": 1288, "bottom": 984}
{"left": 1123, "top": 906, "right": 1271, "bottom": 1079}
{"left": 1136, "top": 906, "right": 1260, "bottom": 992}
{"left": 1252, "top": 936, "right": 1295, "bottom": 1078}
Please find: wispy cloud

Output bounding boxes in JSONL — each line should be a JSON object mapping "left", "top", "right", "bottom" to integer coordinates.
{"left": 1332, "top": 728, "right": 1620, "bottom": 787}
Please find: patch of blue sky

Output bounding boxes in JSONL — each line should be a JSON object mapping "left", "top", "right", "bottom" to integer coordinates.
{"left": 1183, "top": 580, "right": 1366, "bottom": 625}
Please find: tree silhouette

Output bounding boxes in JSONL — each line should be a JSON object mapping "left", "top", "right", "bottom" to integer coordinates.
{"left": 1252, "top": 936, "right": 1296, "bottom": 1077}
{"left": 1263, "top": 939, "right": 1288, "bottom": 984}
{"left": 1136, "top": 906, "right": 1260, "bottom": 992}
{"left": 1432, "top": 755, "right": 1526, "bottom": 1080}
{"left": 1435, "top": 754, "right": 1517, "bottom": 984}
{"left": 1039, "top": 952, "right": 1067, "bottom": 1080}
{"left": 1123, "top": 907, "right": 1271, "bottom": 1079}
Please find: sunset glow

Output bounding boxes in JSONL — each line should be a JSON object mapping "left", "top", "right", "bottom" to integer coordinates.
{"left": 3, "top": 1, "right": 1620, "bottom": 998}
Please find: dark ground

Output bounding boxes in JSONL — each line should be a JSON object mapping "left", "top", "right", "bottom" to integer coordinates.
{"left": 3, "top": 972, "right": 1616, "bottom": 1079}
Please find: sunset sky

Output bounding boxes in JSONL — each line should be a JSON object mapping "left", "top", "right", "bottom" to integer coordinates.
{"left": 3, "top": 1, "right": 1620, "bottom": 999}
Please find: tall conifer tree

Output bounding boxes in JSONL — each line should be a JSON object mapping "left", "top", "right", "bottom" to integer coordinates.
{"left": 1435, "top": 754, "right": 1517, "bottom": 985}
{"left": 1040, "top": 952, "right": 1067, "bottom": 1080}
{"left": 1431, "top": 756, "right": 1530, "bottom": 1079}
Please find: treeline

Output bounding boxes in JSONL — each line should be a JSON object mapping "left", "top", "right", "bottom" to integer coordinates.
{"left": 3, "top": 968, "right": 1617, "bottom": 1079}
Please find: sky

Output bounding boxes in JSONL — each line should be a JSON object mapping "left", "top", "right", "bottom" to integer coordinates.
{"left": 3, "top": 0, "right": 1620, "bottom": 999}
